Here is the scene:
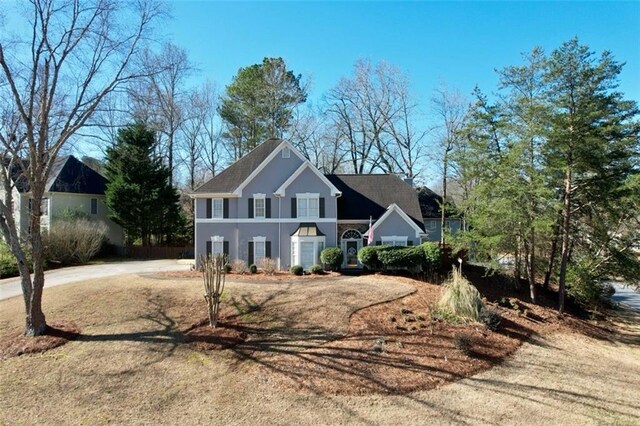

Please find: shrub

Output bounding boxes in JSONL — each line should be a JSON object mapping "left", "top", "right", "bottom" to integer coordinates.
{"left": 249, "top": 264, "right": 258, "bottom": 274}
{"left": 377, "top": 246, "right": 424, "bottom": 269}
{"left": 320, "top": 247, "right": 343, "bottom": 271}
{"left": 438, "top": 267, "right": 485, "bottom": 321}
{"left": 44, "top": 218, "right": 107, "bottom": 265}
{"left": 566, "top": 258, "right": 616, "bottom": 309}
{"left": 224, "top": 264, "right": 232, "bottom": 273}
{"left": 0, "top": 243, "right": 33, "bottom": 278}
{"left": 290, "top": 265, "right": 303, "bottom": 276}
{"left": 454, "top": 333, "right": 474, "bottom": 355}
{"left": 358, "top": 245, "right": 384, "bottom": 269}
{"left": 231, "top": 259, "right": 248, "bottom": 274}
{"left": 258, "top": 257, "right": 277, "bottom": 275}
{"left": 421, "top": 242, "right": 441, "bottom": 271}
{"left": 479, "top": 307, "right": 501, "bottom": 331}
{"left": 309, "top": 264, "right": 323, "bottom": 274}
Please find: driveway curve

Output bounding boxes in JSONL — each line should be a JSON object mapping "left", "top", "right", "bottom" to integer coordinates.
{"left": 612, "top": 282, "right": 640, "bottom": 312}
{"left": 0, "top": 259, "right": 190, "bottom": 301}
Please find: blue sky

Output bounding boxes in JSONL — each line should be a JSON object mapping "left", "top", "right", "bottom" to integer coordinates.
{"left": 165, "top": 1, "right": 640, "bottom": 105}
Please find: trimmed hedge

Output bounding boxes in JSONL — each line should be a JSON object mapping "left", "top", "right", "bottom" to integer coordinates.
{"left": 358, "top": 243, "right": 442, "bottom": 271}
{"left": 320, "top": 247, "right": 343, "bottom": 271}
{"left": 249, "top": 264, "right": 258, "bottom": 274}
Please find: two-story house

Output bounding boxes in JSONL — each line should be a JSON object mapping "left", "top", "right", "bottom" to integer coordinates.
{"left": 192, "top": 138, "right": 427, "bottom": 270}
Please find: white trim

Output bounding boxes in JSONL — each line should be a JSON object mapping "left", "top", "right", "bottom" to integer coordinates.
{"left": 252, "top": 236, "right": 267, "bottom": 242}
{"left": 253, "top": 193, "right": 266, "bottom": 199}
{"left": 274, "top": 162, "right": 341, "bottom": 197}
{"left": 337, "top": 220, "right": 371, "bottom": 224}
{"left": 253, "top": 194, "right": 266, "bottom": 219}
{"left": 196, "top": 218, "right": 337, "bottom": 224}
{"left": 282, "top": 147, "right": 291, "bottom": 158}
{"left": 234, "top": 140, "right": 306, "bottom": 197}
{"left": 191, "top": 192, "right": 238, "bottom": 199}
{"left": 362, "top": 203, "right": 424, "bottom": 239}
{"left": 211, "top": 235, "right": 224, "bottom": 242}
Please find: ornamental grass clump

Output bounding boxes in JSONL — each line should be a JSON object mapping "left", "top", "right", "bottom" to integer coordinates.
{"left": 438, "top": 267, "right": 484, "bottom": 322}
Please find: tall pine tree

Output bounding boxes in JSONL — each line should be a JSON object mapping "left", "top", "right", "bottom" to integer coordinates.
{"left": 105, "top": 123, "right": 184, "bottom": 247}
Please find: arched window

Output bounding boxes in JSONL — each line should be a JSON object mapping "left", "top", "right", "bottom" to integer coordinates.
{"left": 341, "top": 229, "right": 362, "bottom": 240}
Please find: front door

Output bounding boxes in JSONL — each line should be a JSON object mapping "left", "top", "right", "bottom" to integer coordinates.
{"left": 345, "top": 240, "right": 359, "bottom": 267}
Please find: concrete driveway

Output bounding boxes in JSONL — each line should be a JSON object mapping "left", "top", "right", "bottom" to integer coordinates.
{"left": 0, "top": 259, "right": 191, "bottom": 301}
{"left": 612, "top": 282, "right": 640, "bottom": 312}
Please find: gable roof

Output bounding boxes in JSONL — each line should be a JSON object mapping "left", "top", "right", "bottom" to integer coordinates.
{"left": 193, "top": 138, "right": 283, "bottom": 195}
{"left": 363, "top": 203, "right": 426, "bottom": 238}
{"left": 326, "top": 174, "right": 424, "bottom": 230}
{"left": 275, "top": 162, "right": 341, "bottom": 196}
{"left": 417, "top": 186, "right": 460, "bottom": 218}
{"left": 46, "top": 155, "right": 108, "bottom": 194}
{"left": 8, "top": 155, "right": 108, "bottom": 195}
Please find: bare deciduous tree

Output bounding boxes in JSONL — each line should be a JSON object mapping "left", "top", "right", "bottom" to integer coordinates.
{"left": 0, "top": 0, "right": 162, "bottom": 336}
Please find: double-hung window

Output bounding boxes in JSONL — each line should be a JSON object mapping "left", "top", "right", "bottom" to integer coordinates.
{"left": 254, "top": 194, "right": 266, "bottom": 219}
{"left": 212, "top": 198, "right": 223, "bottom": 218}
{"left": 253, "top": 237, "right": 266, "bottom": 263}
{"left": 297, "top": 193, "right": 319, "bottom": 219}
{"left": 211, "top": 236, "right": 224, "bottom": 255}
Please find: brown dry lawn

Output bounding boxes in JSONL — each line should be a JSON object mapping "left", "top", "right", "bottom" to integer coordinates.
{"left": 0, "top": 273, "right": 639, "bottom": 425}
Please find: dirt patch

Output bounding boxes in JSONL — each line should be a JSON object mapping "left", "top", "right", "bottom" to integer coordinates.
{"left": 0, "top": 321, "right": 80, "bottom": 360}
{"left": 184, "top": 317, "right": 248, "bottom": 350}
{"left": 155, "top": 269, "right": 342, "bottom": 282}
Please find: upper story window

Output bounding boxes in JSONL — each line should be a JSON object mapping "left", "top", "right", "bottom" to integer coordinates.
{"left": 254, "top": 194, "right": 266, "bottom": 219}
{"left": 90, "top": 198, "right": 98, "bottom": 215}
{"left": 212, "top": 198, "right": 223, "bottom": 218}
{"left": 426, "top": 220, "right": 437, "bottom": 230}
{"left": 282, "top": 147, "right": 291, "bottom": 158}
{"left": 297, "top": 193, "right": 319, "bottom": 219}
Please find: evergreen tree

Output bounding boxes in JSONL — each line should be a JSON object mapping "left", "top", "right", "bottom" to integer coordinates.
{"left": 219, "top": 57, "right": 307, "bottom": 159}
{"left": 105, "top": 123, "right": 184, "bottom": 247}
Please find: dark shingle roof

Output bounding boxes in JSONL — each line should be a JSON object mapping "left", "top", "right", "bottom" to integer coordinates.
{"left": 46, "top": 155, "right": 108, "bottom": 194}
{"left": 193, "top": 139, "right": 283, "bottom": 194}
{"left": 8, "top": 155, "right": 107, "bottom": 194}
{"left": 326, "top": 174, "right": 424, "bottom": 230}
{"left": 417, "top": 186, "right": 460, "bottom": 218}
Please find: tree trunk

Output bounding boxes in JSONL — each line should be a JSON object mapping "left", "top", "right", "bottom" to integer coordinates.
{"left": 558, "top": 165, "right": 572, "bottom": 314}
{"left": 528, "top": 229, "right": 537, "bottom": 304}
{"left": 441, "top": 152, "right": 448, "bottom": 246}
{"left": 25, "top": 196, "right": 47, "bottom": 336}
{"left": 543, "top": 221, "right": 561, "bottom": 289}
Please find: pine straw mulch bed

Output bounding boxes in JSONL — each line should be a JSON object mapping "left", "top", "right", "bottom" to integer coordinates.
{"left": 155, "top": 270, "right": 342, "bottom": 282}
{"left": 0, "top": 321, "right": 80, "bottom": 360}
{"left": 183, "top": 272, "right": 613, "bottom": 396}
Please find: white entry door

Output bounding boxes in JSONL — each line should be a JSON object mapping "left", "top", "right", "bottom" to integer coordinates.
{"left": 300, "top": 242, "right": 315, "bottom": 269}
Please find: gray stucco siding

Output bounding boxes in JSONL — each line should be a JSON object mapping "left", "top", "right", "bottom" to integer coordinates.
{"left": 373, "top": 210, "right": 421, "bottom": 245}
{"left": 195, "top": 197, "right": 239, "bottom": 219}
{"left": 281, "top": 168, "right": 338, "bottom": 219}
{"left": 423, "top": 218, "right": 463, "bottom": 241}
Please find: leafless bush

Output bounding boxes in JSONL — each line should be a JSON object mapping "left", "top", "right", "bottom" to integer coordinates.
{"left": 258, "top": 257, "right": 277, "bottom": 275}
{"left": 201, "top": 254, "right": 227, "bottom": 328}
{"left": 231, "top": 259, "right": 248, "bottom": 274}
{"left": 44, "top": 219, "right": 107, "bottom": 265}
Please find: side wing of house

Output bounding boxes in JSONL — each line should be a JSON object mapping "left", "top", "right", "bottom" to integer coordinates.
{"left": 364, "top": 204, "right": 425, "bottom": 246}
{"left": 194, "top": 139, "right": 341, "bottom": 270}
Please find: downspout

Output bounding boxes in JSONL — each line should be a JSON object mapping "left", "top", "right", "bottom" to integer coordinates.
{"left": 276, "top": 194, "right": 282, "bottom": 270}
{"left": 335, "top": 192, "right": 342, "bottom": 249}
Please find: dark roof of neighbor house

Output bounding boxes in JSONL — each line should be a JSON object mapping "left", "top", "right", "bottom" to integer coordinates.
{"left": 6, "top": 155, "right": 108, "bottom": 195}
{"left": 417, "top": 186, "right": 461, "bottom": 219}
{"left": 193, "top": 138, "right": 283, "bottom": 194}
{"left": 46, "top": 155, "right": 108, "bottom": 194}
{"left": 417, "top": 186, "right": 441, "bottom": 218}
{"left": 326, "top": 174, "right": 424, "bottom": 230}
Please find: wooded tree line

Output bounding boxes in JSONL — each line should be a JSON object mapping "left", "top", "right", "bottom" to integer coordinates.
{"left": 449, "top": 40, "right": 640, "bottom": 312}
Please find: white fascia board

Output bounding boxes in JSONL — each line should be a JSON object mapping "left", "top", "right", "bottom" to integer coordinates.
{"left": 190, "top": 192, "right": 238, "bottom": 199}
{"left": 274, "top": 161, "right": 342, "bottom": 197}
{"left": 363, "top": 203, "right": 424, "bottom": 239}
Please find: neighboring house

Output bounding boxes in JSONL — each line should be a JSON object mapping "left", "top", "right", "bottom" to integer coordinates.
{"left": 192, "top": 138, "right": 427, "bottom": 270}
{"left": 3, "top": 155, "right": 124, "bottom": 246}
{"left": 417, "top": 186, "right": 463, "bottom": 241}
